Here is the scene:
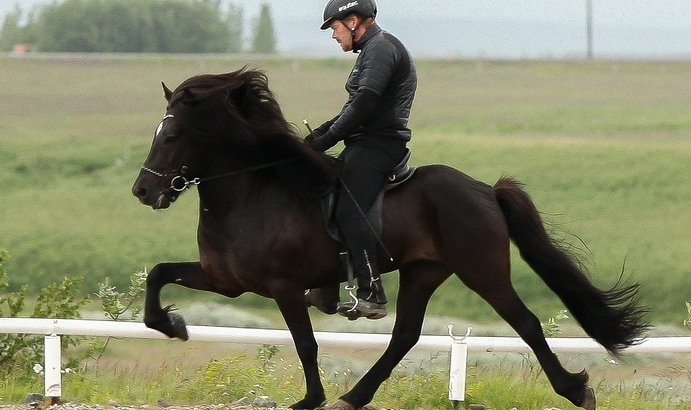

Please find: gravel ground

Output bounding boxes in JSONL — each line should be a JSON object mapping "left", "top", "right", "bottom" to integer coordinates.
{"left": 0, "top": 404, "right": 292, "bottom": 410}
{"left": 0, "top": 397, "right": 294, "bottom": 410}
{"left": 1, "top": 395, "right": 388, "bottom": 410}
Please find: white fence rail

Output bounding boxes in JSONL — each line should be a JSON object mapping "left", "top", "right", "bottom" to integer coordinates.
{"left": 2, "top": 318, "right": 691, "bottom": 403}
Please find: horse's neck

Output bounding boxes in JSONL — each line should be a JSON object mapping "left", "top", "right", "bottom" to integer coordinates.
{"left": 195, "top": 150, "right": 327, "bottom": 223}
{"left": 197, "top": 174, "right": 247, "bottom": 213}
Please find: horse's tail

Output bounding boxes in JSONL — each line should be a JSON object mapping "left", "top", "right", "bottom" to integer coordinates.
{"left": 493, "top": 176, "right": 648, "bottom": 354}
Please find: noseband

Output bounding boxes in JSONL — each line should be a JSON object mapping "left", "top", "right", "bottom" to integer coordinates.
{"left": 141, "top": 164, "right": 197, "bottom": 192}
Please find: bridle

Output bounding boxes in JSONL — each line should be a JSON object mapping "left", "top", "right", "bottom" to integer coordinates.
{"left": 138, "top": 114, "right": 195, "bottom": 194}
{"left": 140, "top": 114, "right": 296, "bottom": 194}
{"left": 140, "top": 163, "right": 197, "bottom": 193}
{"left": 141, "top": 159, "right": 298, "bottom": 192}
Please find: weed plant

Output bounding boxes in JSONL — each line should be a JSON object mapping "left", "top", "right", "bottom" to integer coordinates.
{"left": 5, "top": 346, "right": 690, "bottom": 409}
{"left": 2, "top": 260, "right": 689, "bottom": 408}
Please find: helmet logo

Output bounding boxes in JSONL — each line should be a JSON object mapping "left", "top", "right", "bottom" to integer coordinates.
{"left": 338, "top": 1, "right": 358, "bottom": 12}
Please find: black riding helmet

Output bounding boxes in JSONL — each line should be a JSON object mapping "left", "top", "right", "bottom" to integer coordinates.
{"left": 320, "top": 0, "right": 378, "bottom": 30}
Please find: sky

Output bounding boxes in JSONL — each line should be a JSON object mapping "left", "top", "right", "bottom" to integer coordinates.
{"left": 2, "top": 0, "right": 690, "bottom": 58}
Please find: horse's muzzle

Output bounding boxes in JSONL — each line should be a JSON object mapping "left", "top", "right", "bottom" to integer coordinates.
{"left": 132, "top": 181, "right": 179, "bottom": 210}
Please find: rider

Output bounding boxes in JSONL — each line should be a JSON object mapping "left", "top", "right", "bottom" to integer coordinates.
{"left": 306, "top": 0, "right": 417, "bottom": 320}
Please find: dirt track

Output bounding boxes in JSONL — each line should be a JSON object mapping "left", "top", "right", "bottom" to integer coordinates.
{"left": 0, "top": 403, "right": 292, "bottom": 410}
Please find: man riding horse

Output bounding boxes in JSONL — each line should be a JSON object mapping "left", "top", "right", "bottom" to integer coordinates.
{"left": 305, "top": 0, "right": 417, "bottom": 320}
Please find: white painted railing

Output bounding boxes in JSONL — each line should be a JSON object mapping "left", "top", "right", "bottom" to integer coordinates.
{"left": 2, "top": 318, "right": 691, "bottom": 404}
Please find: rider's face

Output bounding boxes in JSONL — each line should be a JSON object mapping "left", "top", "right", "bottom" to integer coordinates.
{"left": 330, "top": 20, "right": 354, "bottom": 52}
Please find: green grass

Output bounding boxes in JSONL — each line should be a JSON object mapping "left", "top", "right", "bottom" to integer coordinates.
{"left": 2, "top": 56, "right": 691, "bottom": 327}
{"left": 3, "top": 337, "right": 691, "bottom": 409}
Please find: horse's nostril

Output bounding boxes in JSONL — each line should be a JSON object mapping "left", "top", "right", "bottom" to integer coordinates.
{"left": 133, "top": 186, "right": 148, "bottom": 199}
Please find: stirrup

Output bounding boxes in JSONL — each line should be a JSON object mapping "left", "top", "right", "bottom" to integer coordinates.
{"left": 336, "top": 298, "right": 387, "bottom": 321}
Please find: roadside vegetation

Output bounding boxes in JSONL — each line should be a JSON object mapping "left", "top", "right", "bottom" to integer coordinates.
{"left": 1, "top": 255, "right": 689, "bottom": 408}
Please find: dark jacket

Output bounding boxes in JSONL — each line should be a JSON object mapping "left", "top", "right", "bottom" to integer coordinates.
{"left": 314, "top": 24, "right": 417, "bottom": 149}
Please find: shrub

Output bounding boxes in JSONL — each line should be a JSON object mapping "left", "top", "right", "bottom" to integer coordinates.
{"left": 0, "top": 249, "right": 89, "bottom": 378}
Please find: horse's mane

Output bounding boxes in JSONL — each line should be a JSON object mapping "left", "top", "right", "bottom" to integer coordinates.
{"left": 168, "top": 67, "right": 335, "bottom": 203}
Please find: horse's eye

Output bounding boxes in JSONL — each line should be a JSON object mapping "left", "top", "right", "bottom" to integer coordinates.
{"left": 164, "top": 135, "right": 179, "bottom": 144}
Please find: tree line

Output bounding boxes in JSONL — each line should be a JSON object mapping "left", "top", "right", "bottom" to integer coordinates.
{"left": 0, "top": 0, "right": 276, "bottom": 53}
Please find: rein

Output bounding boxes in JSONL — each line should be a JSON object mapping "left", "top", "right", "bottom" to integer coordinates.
{"left": 140, "top": 155, "right": 297, "bottom": 193}
{"left": 164, "top": 158, "right": 298, "bottom": 192}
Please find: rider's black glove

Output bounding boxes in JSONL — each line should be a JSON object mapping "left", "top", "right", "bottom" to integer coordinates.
{"left": 304, "top": 130, "right": 337, "bottom": 152}
{"left": 303, "top": 130, "right": 322, "bottom": 146}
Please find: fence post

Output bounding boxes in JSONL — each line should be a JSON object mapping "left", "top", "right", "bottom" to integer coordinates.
{"left": 44, "top": 334, "right": 62, "bottom": 399}
{"left": 448, "top": 325, "right": 472, "bottom": 410}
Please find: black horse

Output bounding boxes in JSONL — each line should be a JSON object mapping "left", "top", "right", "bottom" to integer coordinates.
{"left": 132, "top": 68, "right": 647, "bottom": 410}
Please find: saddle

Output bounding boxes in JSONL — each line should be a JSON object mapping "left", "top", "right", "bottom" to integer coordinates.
{"left": 321, "top": 148, "right": 416, "bottom": 243}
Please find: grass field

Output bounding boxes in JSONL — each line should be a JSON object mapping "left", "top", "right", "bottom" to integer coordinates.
{"left": 1, "top": 55, "right": 691, "bottom": 328}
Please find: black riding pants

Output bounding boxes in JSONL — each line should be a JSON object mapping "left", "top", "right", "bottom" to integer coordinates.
{"left": 336, "top": 141, "right": 407, "bottom": 303}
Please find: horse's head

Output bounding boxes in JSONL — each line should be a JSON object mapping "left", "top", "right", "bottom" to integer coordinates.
{"left": 133, "top": 68, "right": 336, "bottom": 210}
{"left": 132, "top": 83, "right": 201, "bottom": 209}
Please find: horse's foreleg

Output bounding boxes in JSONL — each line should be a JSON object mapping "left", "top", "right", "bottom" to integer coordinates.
{"left": 336, "top": 263, "right": 449, "bottom": 409}
{"left": 144, "top": 261, "right": 212, "bottom": 340}
{"left": 273, "top": 287, "right": 326, "bottom": 410}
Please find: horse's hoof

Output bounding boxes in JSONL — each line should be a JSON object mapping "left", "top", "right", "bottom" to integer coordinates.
{"left": 317, "top": 399, "right": 356, "bottom": 410}
{"left": 167, "top": 312, "right": 189, "bottom": 341}
{"left": 305, "top": 288, "right": 339, "bottom": 315}
{"left": 291, "top": 398, "right": 326, "bottom": 410}
{"left": 580, "top": 386, "right": 596, "bottom": 410}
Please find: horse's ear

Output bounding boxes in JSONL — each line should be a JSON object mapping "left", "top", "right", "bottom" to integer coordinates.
{"left": 162, "top": 82, "right": 173, "bottom": 102}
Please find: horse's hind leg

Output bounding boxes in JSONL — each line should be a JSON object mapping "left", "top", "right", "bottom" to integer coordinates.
{"left": 335, "top": 262, "right": 451, "bottom": 409}
{"left": 490, "top": 289, "right": 593, "bottom": 408}
{"left": 460, "top": 266, "right": 594, "bottom": 409}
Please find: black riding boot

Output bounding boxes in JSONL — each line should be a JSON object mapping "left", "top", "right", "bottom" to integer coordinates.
{"left": 336, "top": 217, "right": 388, "bottom": 320}
{"left": 353, "top": 248, "right": 387, "bottom": 304}
{"left": 336, "top": 249, "right": 388, "bottom": 320}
